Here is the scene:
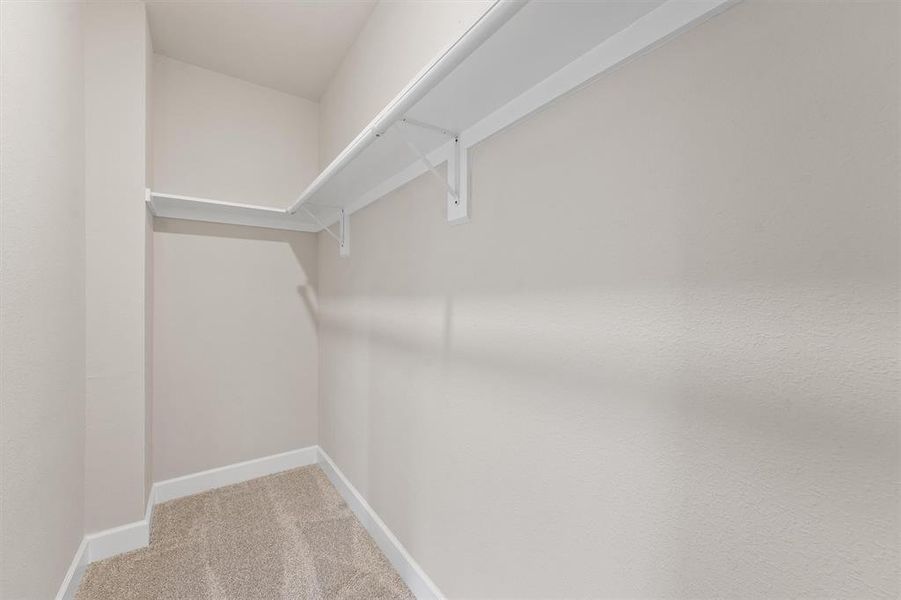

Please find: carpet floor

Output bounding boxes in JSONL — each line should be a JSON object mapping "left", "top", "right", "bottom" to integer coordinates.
{"left": 76, "top": 465, "right": 414, "bottom": 600}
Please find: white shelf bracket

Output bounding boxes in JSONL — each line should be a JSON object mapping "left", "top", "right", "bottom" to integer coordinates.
{"left": 400, "top": 117, "right": 456, "bottom": 138}
{"left": 447, "top": 137, "right": 468, "bottom": 224}
{"left": 300, "top": 204, "right": 350, "bottom": 257}
{"left": 338, "top": 208, "right": 350, "bottom": 257}
{"left": 396, "top": 119, "right": 469, "bottom": 224}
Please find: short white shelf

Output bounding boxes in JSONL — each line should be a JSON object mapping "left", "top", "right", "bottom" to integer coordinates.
{"left": 148, "top": 0, "right": 735, "bottom": 245}
{"left": 146, "top": 192, "right": 321, "bottom": 232}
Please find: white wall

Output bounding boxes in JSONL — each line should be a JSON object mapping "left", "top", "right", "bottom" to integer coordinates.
{"left": 84, "top": 1, "right": 152, "bottom": 533}
{"left": 145, "top": 13, "right": 156, "bottom": 502}
{"left": 0, "top": 2, "right": 86, "bottom": 598}
{"left": 317, "top": 1, "right": 900, "bottom": 598}
{"left": 318, "top": 0, "right": 490, "bottom": 166}
{"left": 152, "top": 54, "right": 319, "bottom": 208}
{"left": 150, "top": 57, "right": 320, "bottom": 481}
{"left": 152, "top": 220, "right": 318, "bottom": 481}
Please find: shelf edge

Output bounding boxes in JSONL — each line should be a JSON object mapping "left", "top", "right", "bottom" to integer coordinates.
{"left": 286, "top": 0, "right": 528, "bottom": 214}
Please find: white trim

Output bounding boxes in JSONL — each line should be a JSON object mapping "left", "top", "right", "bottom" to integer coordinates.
{"left": 83, "top": 485, "right": 155, "bottom": 564}
{"left": 153, "top": 446, "right": 319, "bottom": 504}
{"left": 317, "top": 448, "right": 444, "bottom": 600}
{"left": 55, "top": 538, "right": 88, "bottom": 600}
{"left": 76, "top": 447, "right": 319, "bottom": 569}
{"left": 85, "top": 518, "right": 149, "bottom": 564}
{"left": 56, "top": 445, "right": 434, "bottom": 599}
{"left": 144, "top": 484, "right": 156, "bottom": 524}
{"left": 57, "top": 488, "right": 156, "bottom": 598}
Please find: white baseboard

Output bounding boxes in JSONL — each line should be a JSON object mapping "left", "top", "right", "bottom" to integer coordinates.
{"left": 84, "top": 515, "right": 148, "bottom": 564}
{"left": 56, "top": 445, "right": 438, "bottom": 600}
{"left": 317, "top": 448, "right": 445, "bottom": 600}
{"left": 55, "top": 538, "right": 89, "bottom": 600}
{"left": 56, "top": 447, "right": 316, "bottom": 598}
{"left": 56, "top": 484, "right": 154, "bottom": 600}
{"left": 153, "top": 446, "right": 319, "bottom": 504}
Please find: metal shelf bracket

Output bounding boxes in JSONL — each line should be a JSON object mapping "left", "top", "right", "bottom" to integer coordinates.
{"left": 397, "top": 119, "right": 469, "bottom": 225}
{"left": 338, "top": 208, "right": 350, "bottom": 257}
{"left": 299, "top": 205, "right": 350, "bottom": 257}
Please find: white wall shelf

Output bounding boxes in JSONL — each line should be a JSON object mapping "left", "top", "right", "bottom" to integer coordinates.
{"left": 146, "top": 191, "right": 323, "bottom": 232}
{"left": 147, "top": 0, "right": 736, "bottom": 250}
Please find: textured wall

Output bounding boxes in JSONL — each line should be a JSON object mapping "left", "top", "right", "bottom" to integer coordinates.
{"left": 84, "top": 1, "right": 152, "bottom": 533}
{"left": 318, "top": 0, "right": 491, "bottom": 166}
{"left": 152, "top": 55, "right": 319, "bottom": 208}
{"left": 145, "top": 14, "right": 156, "bottom": 504}
{"left": 317, "top": 1, "right": 899, "bottom": 597}
{"left": 0, "top": 2, "right": 86, "bottom": 598}
{"left": 150, "top": 54, "right": 321, "bottom": 481}
{"left": 152, "top": 220, "right": 318, "bottom": 481}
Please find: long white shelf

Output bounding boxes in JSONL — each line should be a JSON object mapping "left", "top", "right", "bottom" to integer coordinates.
{"left": 148, "top": 0, "right": 737, "bottom": 238}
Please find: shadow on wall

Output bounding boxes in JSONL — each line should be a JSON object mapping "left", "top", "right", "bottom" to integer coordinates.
{"left": 317, "top": 203, "right": 899, "bottom": 597}
{"left": 313, "top": 0, "right": 900, "bottom": 590}
{"left": 151, "top": 217, "right": 319, "bottom": 324}
{"left": 150, "top": 215, "right": 321, "bottom": 482}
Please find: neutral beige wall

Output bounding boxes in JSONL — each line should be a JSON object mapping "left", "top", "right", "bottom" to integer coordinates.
{"left": 144, "top": 16, "right": 155, "bottom": 507}
{"left": 152, "top": 220, "right": 318, "bottom": 481}
{"left": 152, "top": 55, "right": 319, "bottom": 208}
{"left": 150, "top": 59, "right": 320, "bottom": 481}
{"left": 84, "top": 1, "right": 151, "bottom": 533}
{"left": 0, "top": 2, "right": 86, "bottom": 598}
{"left": 318, "top": 0, "right": 491, "bottom": 166}
{"left": 317, "top": 1, "right": 900, "bottom": 598}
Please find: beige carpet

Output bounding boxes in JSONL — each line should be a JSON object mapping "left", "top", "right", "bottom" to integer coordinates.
{"left": 76, "top": 465, "right": 414, "bottom": 600}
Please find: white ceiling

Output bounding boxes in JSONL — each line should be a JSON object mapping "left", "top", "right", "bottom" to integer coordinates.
{"left": 146, "top": 0, "right": 377, "bottom": 101}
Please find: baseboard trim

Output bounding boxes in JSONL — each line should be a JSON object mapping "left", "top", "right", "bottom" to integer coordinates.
{"left": 153, "top": 446, "right": 319, "bottom": 504}
{"left": 55, "top": 538, "right": 89, "bottom": 600}
{"left": 57, "top": 445, "right": 439, "bottom": 600}
{"left": 85, "top": 519, "right": 148, "bottom": 563}
{"left": 317, "top": 448, "right": 445, "bottom": 600}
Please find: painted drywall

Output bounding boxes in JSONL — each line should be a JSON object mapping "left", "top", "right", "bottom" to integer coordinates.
{"left": 317, "top": 1, "right": 900, "bottom": 598}
{"left": 150, "top": 55, "right": 321, "bottom": 481}
{"left": 0, "top": 2, "right": 86, "bottom": 598}
{"left": 146, "top": 0, "right": 376, "bottom": 100}
{"left": 84, "top": 1, "right": 151, "bottom": 533}
{"left": 152, "top": 54, "right": 319, "bottom": 208}
{"left": 318, "top": 0, "right": 491, "bottom": 166}
{"left": 152, "top": 219, "right": 318, "bottom": 481}
{"left": 144, "top": 13, "right": 155, "bottom": 509}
